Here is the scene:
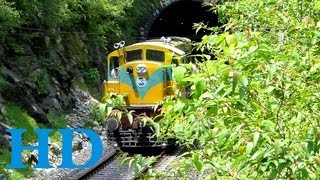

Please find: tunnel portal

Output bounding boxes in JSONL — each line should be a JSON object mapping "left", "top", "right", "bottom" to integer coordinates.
{"left": 142, "top": 0, "right": 219, "bottom": 41}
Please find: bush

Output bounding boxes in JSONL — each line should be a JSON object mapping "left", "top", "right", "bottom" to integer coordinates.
{"left": 142, "top": 0, "right": 320, "bottom": 179}
{"left": 0, "top": 0, "right": 21, "bottom": 40}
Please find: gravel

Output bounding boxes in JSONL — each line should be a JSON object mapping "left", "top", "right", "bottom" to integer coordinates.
{"left": 31, "top": 87, "right": 110, "bottom": 180}
{"left": 34, "top": 137, "right": 113, "bottom": 180}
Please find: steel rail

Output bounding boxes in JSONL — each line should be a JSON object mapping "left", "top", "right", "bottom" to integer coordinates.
{"left": 67, "top": 148, "right": 119, "bottom": 180}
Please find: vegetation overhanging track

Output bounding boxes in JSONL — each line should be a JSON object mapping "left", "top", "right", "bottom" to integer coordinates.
{"left": 65, "top": 145, "right": 186, "bottom": 180}
{"left": 132, "top": 150, "right": 166, "bottom": 180}
{"left": 134, "top": 146, "right": 187, "bottom": 179}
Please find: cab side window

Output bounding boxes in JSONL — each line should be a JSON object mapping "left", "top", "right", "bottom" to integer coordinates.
{"left": 109, "top": 56, "right": 119, "bottom": 79}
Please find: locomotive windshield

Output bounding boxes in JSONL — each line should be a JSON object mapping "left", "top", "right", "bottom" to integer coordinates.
{"left": 126, "top": 49, "right": 142, "bottom": 62}
{"left": 146, "top": 49, "right": 165, "bottom": 62}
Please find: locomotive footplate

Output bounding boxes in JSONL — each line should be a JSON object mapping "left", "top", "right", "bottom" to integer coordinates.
{"left": 108, "top": 129, "right": 175, "bottom": 148}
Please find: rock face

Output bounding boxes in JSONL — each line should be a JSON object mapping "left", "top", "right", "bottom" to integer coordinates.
{"left": 0, "top": 95, "right": 11, "bottom": 150}
{"left": 0, "top": 122, "right": 11, "bottom": 150}
{"left": 0, "top": 174, "right": 7, "bottom": 180}
{"left": 65, "top": 88, "right": 99, "bottom": 128}
{"left": 0, "top": 34, "right": 104, "bottom": 125}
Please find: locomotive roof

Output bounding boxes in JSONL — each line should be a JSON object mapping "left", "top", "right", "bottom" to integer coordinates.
{"left": 127, "top": 42, "right": 185, "bottom": 55}
{"left": 126, "top": 37, "right": 192, "bottom": 56}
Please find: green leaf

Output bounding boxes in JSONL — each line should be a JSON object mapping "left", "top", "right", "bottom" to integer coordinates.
{"left": 261, "top": 120, "right": 276, "bottom": 131}
{"left": 193, "top": 153, "right": 203, "bottom": 172}
{"left": 240, "top": 76, "right": 248, "bottom": 87}
{"left": 214, "top": 84, "right": 225, "bottom": 96}
{"left": 270, "top": 169, "right": 277, "bottom": 179}
{"left": 217, "top": 32, "right": 229, "bottom": 44}
{"left": 314, "top": 1, "right": 320, "bottom": 9}
{"left": 153, "top": 123, "right": 160, "bottom": 137}
{"left": 239, "top": 86, "right": 247, "bottom": 100}
{"left": 250, "top": 150, "right": 264, "bottom": 161}
{"left": 106, "top": 106, "right": 113, "bottom": 117}
{"left": 253, "top": 132, "right": 260, "bottom": 147}
{"left": 173, "top": 66, "right": 187, "bottom": 82}
{"left": 173, "top": 100, "right": 185, "bottom": 112}
{"left": 128, "top": 158, "right": 135, "bottom": 170}
{"left": 98, "top": 103, "right": 107, "bottom": 119}
{"left": 248, "top": 45, "right": 258, "bottom": 55}
{"left": 268, "top": 64, "right": 277, "bottom": 76}
{"left": 195, "top": 80, "right": 206, "bottom": 98}
{"left": 304, "top": 141, "right": 313, "bottom": 154}
{"left": 127, "top": 112, "right": 133, "bottom": 125}
{"left": 116, "top": 110, "right": 122, "bottom": 121}
{"left": 246, "top": 142, "right": 254, "bottom": 156}
{"left": 274, "top": 140, "right": 282, "bottom": 155}
{"left": 309, "top": 63, "right": 320, "bottom": 73}
{"left": 120, "top": 157, "right": 129, "bottom": 168}
{"left": 301, "top": 168, "right": 309, "bottom": 178}
{"left": 226, "top": 34, "right": 236, "bottom": 45}
{"left": 232, "top": 71, "right": 240, "bottom": 93}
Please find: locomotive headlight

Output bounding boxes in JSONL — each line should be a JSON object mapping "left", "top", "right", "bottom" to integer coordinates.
{"left": 136, "top": 64, "right": 147, "bottom": 74}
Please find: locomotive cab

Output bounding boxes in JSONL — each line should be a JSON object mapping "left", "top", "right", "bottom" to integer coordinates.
{"left": 102, "top": 37, "right": 191, "bottom": 148}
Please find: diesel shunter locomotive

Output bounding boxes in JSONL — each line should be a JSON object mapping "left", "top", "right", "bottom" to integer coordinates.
{"left": 103, "top": 37, "right": 192, "bottom": 148}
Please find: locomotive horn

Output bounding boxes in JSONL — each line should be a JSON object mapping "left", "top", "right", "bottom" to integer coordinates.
{"left": 114, "top": 43, "right": 120, "bottom": 49}
{"left": 160, "top": 36, "right": 171, "bottom": 44}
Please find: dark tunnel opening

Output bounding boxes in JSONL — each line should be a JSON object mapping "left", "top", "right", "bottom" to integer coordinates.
{"left": 148, "top": 0, "right": 219, "bottom": 42}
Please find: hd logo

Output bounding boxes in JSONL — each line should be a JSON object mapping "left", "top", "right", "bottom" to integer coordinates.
{"left": 6, "top": 129, "right": 103, "bottom": 169}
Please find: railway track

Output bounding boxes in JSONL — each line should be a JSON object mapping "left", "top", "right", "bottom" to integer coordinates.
{"left": 75, "top": 150, "right": 119, "bottom": 180}
{"left": 68, "top": 146, "right": 186, "bottom": 180}
{"left": 68, "top": 148, "right": 137, "bottom": 180}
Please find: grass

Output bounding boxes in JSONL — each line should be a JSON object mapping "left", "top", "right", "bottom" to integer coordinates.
{"left": 1, "top": 103, "right": 70, "bottom": 179}
{"left": 4, "top": 103, "right": 39, "bottom": 144}
{"left": 47, "top": 113, "right": 68, "bottom": 146}
{"left": 48, "top": 113, "right": 68, "bottom": 129}
{"left": 1, "top": 103, "right": 38, "bottom": 179}
{"left": 4, "top": 102, "right": 69, "bottom": 146}
{"left": 0, "top": 148, "right": 34, "bottom": 180}
{"left": 74, "top": 76, "right": 101, "bottom": 100}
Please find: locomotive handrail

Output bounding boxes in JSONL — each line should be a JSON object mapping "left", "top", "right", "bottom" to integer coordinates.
{"left": 163, "top": 68, "right": 167, "bottom": 96}
{"left": 120, "top": 41, "right": 127, "bottom": 61}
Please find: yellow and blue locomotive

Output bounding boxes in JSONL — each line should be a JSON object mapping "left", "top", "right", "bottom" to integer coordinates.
{"left": 102, "top": 37, "right": 192, "bottom": 148}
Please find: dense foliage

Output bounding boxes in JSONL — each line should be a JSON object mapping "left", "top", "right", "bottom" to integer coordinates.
{"left": 0, "top": 0, "right": 153, "bottom": 46}
{"left": 142, "top": 0, "right": 320, "bottom": 179}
